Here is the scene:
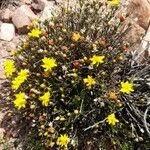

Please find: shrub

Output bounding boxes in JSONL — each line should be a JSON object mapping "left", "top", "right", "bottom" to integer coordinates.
{"left": 3, "top": 0, "right": 150, "bottom": 149}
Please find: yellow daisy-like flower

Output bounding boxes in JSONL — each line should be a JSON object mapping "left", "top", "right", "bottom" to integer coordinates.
{"left": 56, "top": 134, "right": 70, "bottom": 148}
{"left": 106, "top": 113, "right": 119, "bottom": 125}
{"left": 28, "top": 28, "right": 42, "bottom": 38}
{"left": 14, "top": 92, "right": 27, "bottom": 110}
{"left": 17, "top": 69, "right": 29, "bottom": 81}
{"left": 3, "top": 60, "right": 16, "bottom": 77}
{"left": 120, "top": 81, "right": 134, "bottom": 94}
{"left": 41, "top": 57, "right": 57, "bottom": 72}
{"left": 72, "top": 32, "right": 81, "bottom": 42}
{"left": 83, "top": 75, "right": 96, "bottom": 89}
{"left": 12, "top": 79, "right": 22, "bottom": 91}
{"left": 90, "top": 55, "right": 105, "bottom": 66}
{"left": 12, "top": 69, "right": 29, "bottom": 90}
{"left": 39, "top": 91, "right": 50, "bottom": 106}
{"left": 108, "top": 0, "right": 119, "bottom": 6}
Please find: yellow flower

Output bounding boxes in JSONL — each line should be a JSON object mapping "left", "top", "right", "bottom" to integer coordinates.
{"left": 41, "top": 57, "right": 57, "bottom": 72}
{"left": 14, "top": 92, "right": 27, "bottom": 110}
{"left": 18, "top": 69, "right": 29, "bottom": 81}
{"left": 83, "top": 75, "right": 96, "bottom": 88}
{"left": 56, "top": 134, "right": 70, "bottom": 148}
{"left": 72, "top": 32, "right": 81, "bottom": 42}
{"left": 39, "top": 91, "right": 50, "bottom": 106}
{"left": 28, "top": 28, "right": 42, "bottom": 38}
{"left": 12, "top": 78, "right": 22, "bottom": 90}
{"left": 3, "top": 60, "right": 16, "bottom": 77}
{"left": 90, "top": 55, "right": 105, "bottom": 65}
{"left": 106, "top": 113, "right": 119, "bottom": 125}
{"left": 120, "top": 81, "right": 134, "bottom": 94}
{"left": 12, "top": 69, "right": 29, "bottom": 90}
{"left": 108, "top": 0, "right": 119, "bottom": 6}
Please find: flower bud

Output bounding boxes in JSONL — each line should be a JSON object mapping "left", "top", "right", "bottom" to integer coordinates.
{"left": 60, "top": 117, "right": 65, "bottom": 121}
{"left": 74, "top": 109, "right": 79, "bottom": 115}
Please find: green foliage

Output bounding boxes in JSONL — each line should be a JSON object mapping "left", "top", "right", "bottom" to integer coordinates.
{"left": 2, "top": 0, "right": 150, "bottom": 149}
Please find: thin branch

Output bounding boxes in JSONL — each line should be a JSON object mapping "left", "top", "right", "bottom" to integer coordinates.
{"left": 83, "top": 119, "right": 106, "bottom": 132}
{"left": 144, "top": 106, "right": 150, "bottom": 136}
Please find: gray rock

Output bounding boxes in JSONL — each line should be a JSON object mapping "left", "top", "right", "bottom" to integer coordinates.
{"left": 36, "top": 0, "right": 48, "bottom": 11}
{"left": 0, "top": 23, "right": 15, "bottom": 41}
{"left": 32, "top": 0, "right": 55, "bottom": 12}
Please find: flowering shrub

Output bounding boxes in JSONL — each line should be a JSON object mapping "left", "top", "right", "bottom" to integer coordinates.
{"left": 3, "top": 0, "right": 150, "bottom": 149}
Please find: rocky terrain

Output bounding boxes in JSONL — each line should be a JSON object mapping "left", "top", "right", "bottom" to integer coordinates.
{"left": 0, "top": 0, "right": 150, "bottom": 149}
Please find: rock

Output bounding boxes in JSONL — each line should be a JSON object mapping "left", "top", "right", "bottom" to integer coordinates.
{"left": 128, "top": 0, "right": 150, "bottom": 30}
{"left": 132, "top": 40, "right": 149, "bottom": 63}
{"left": 12, "top": 11, "right": 31, "bottom": 34}
{"left": 1, "top": 9, "right": 12, "bottom": 22}
{"left": 143, "top": 26, "right": 150, "bottom": 56}
{"left": 32, "top": 0, "right": 53, "bottom": 12}
{"left": 36, "top": 0, "right": 48, "bottom": 11}
{"left": 143, "top": 25, "right": 150, "bottom": 42}
{"left": 119, "top": 16, "right": 145, "bottom": 52}
{"left": 122, "top": 18, "right": 148, "bottom": 63}
{"left": 0, "top": 21, "right": 2, "bottom": 26}
{"left": 0, "top": 50, "right": 10, "bottom": 58}
{"left": 40, "top": 2, "right": 55, "bottom": 21}
{"left": 19, "top": 5, "right": 37, "bottom": 20}
{"left": 125, "top": 21, "right": 145, "bottom": 46}
{"left": 0, "top": 58, "right": 7, "bottom": 80}
{"left": 31, "top": 3, "right": 41, "bottom": 12}
{"left": 12, "top": 5, "right": 37, "bottom": 34}
{"left": 0, "top": 23, "right": 15, "bottom": 41}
